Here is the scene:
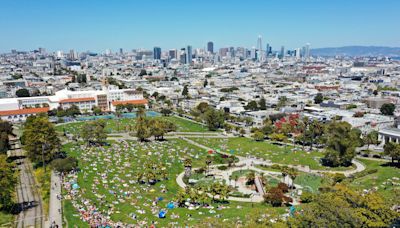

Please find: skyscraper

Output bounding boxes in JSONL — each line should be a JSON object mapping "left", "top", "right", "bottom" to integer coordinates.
{"left": 186, "top": 45, "right": 192, "bottom": 64}
{"left": 256, "top": 35, "right": 264, "bottom": 62}
{"left": 251, "top": 47, "right": 257, "bottom": 60}
{"left": 207, "top": 42, "right": 214, "bottom": 54}
{"left": 168, "top": 49, "right": 177, "bottom": 59}
{"left": 304, "top": 43, "right": 311, "bottom": 59}
{"left": 266, "top": 43, "right": 270, "bottom": 58}
{"left": 153, "top": 47, "right": 161, "bottom": 60}
{"left": 119, "top": 48, "right": 123, "bottom": 55}
{"left": 280, "top": 46, "right": 285, "bottom": 59}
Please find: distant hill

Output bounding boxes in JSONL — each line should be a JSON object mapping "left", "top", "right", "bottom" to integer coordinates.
{"left": 311, "top": 46, "right": 400, "bottom": 57}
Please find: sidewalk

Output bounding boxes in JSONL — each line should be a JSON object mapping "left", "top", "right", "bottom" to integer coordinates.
{"left": 48, "top": 171, "right": 62, "bottom": 228}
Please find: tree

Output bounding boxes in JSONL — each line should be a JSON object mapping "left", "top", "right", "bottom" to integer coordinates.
{"left": 196, "top": 102, "right": 209, "bottom": 114}
{"left": 264, "top": 186, "right": 291, "bottom": 207}
{"left": 65, "top": 105, "right": 81, "bottom": 117}
{"left": 51, "top": 157, "right": 78, "bottom": 173}
{"left": 22, "top": 115, "right": 61, "bottom": 164}
{"left": 260, "top": 118, "right": 274, "bottom": 135}
{"left": 16, "top": 88, "right": 30, "bottom": 97}
{"left": 252, "top": 130, "right": 264, "bottom": 141}
{"left": 203, "top": 79, "right": 208, "bottom": 88}
{"left": 182, "top": 85, "right": 189, "bottom": 98}
{"left": 277, "top": 96, "right": 288, "bottom": 108}
{"left": 92, "top": 106, "right": 102, "bottom": 115}
{"left": 203, "top": 108, "right": 225, "bottom": 131}
{"left": 160, "top": 108, "right": 172, "bottom": 116}
{"left": 373, "top": 90, "right": 378, "bottom": 96}
{"left": 149, "top": 118, "right": 176, "bottom": 140}
{"left": 183, "top": 158, "right": 192, "bottom": 177}
{"left": 364, "top": 130, "right": 379, "bottom": 149}
{"left": 135, "top": 107, "right": 151, "bottom": 141}
{"left": 383, "top": 142, "right": 400, "bottom": 165}
{"left": 0, "top": 155, "right": 17, "bottom": 210}
{"left": 246, "top": 171, "right": 256, "bottom": 185}
{"left": 239, "top": 128, "right": 246, "bottom": 137}
{"left": 0, "top": 120, "right": 13, "bottom": 154}
{"left": 205, "top": 155, "right": 212, "bottom": 175}
{"left": 81, "top": 119, "right": 107, "bottom": 146}
{"left": 258, "top": 98, "right": 266, "bottom": 110}
{"left": 322, "top": 121, "right": 361, "bottom": 167}
{"left": 138, "top": 69, "right": 147, "bottom": 76}
{"left": 289, "top": 185, "right": 398, "bottom": 227}
{"left": 314, "top": 93, "right": 323, "bottom": 104}
{"left": 245, "top": 100, "right": 258, "bottom": 111}
{"left": 380, "top": 103, "right": 395, "bottom": 116}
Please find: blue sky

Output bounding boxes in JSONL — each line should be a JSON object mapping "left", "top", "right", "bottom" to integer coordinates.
{"left": 0, "top": 0, "right": 399, "bottom": 52}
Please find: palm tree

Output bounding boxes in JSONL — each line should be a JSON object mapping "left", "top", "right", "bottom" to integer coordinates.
{"left": 205, "top": 156, "right": 212, "bottom": 175}
{"left": 288, "top": 168, "right": 298, "bottom": 189}
{"left": 246, "top": 171, "right": 256, "bottom": 185}
{"left": 183, "top": 158, "right": 192, "bottom": 177}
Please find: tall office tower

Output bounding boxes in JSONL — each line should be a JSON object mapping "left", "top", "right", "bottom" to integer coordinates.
{"left": 280, "top": 46, "right": 285, "bottom": 59}
{"left": 219, "top": 48, "right": 229, "bottom": 57}
{"left": 119, "top": 48, "right": 123, "bottom": 55}
{"left": 304, "top": 43, "right": 311, "bottom": 59}
{"left": 186, "top": 45, "right": 192, "bottom": 64}
{"left": 251, "top": 47, "right": 257, "bottom": 60}
{"left": 153, "top": 47, "right": 162, "bottom": 60}
{"left": 257, "top": 35, "right": 264, "bottom": 62}
{"left": 69, "top": 49, "right": 76, "bottom": 60}
{"left": 105, "top": 49, "right": 112, "bottom": 55}
{"left": 38, "top": 47, "right": 46, "bottom": 54}
{"left": 295, "top": 48, "right": 301, "bottom": 59}
{"left": 229, "top": 47, "right": 235, "bottom": 58}
{"left": 56, "top": 50, "right": 63, "bottom": 58}
{"left": 168, "top": 49, "right": 177, "bottom": 59}
{"left": 207, "top": 41, "right": 214, "bottom": 53}
{"left": 266, "top": 43, "right": 270, "bottom": 58}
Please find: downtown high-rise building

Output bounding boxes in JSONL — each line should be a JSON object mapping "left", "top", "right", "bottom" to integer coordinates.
{"left": 168, "top": 49, "right": 177, "bottom": 59}
{"left": 207, "top": 41, "right": 214, "bottom": 54}
{"left": 304, "top": 43, "right": 311, "bottom": 59}
{"left": 186, "top": 45, "right": 192, "bottom": 64}
{"left": 153, "top": 47, "right": 161, "bottom": 60}
{"left": 256, "top": 35, "right": 264, "bottom": 62}
{"left": 280, "top": 46, "right": 285, "bottom": 59}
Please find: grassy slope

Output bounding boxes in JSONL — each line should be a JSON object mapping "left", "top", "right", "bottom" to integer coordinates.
{"left": 56, "top": 116, "right": 208, "bottom": 134}
{"left": 62, "top": 139, "right": 282, "bottom": 226}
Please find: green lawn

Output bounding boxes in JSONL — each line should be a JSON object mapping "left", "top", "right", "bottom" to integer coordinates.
{"left": 0, "top": 211, "right": 13, "bottom": 227}
{"left": 294, "top": 173, "right": 323, "bottom": 193}
{"left": 349, "top": 158, "right": 400, "bottom": 199}
{"left": 62, "top": 139, "right": 284, "bottom": 226}
{"left": 56, "top": 116, "right": 209, "bottom": 135}
{"left": 191, "top": 137, "right": 328, "bottom": 169}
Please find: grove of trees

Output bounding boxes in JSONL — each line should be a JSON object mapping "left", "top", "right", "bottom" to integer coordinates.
{"left": 22, "top": 115, "right": 61, "bottom": 165}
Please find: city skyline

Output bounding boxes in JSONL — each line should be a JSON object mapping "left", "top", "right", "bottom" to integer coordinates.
{"left": 1, "top": 0, "right": 400, "bottom": 52}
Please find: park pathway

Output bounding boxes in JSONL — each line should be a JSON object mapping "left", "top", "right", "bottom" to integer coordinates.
{"left": 47, "top": 171, "right": 62, "bottom": 228}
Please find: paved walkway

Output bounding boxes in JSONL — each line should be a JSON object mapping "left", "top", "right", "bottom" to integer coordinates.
{"left": 47, "top": 171, "right": 62, "bottom": 228}
{"left": 176, "top": 136, "right": 367, "bottom": 203}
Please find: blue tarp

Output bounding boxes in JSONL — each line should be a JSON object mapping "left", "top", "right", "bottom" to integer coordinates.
{"left": 167, "top": 202, "right": 174, "bottom": 209}
{"left": 158, "top": 210, "right": 166, "bottom": 218}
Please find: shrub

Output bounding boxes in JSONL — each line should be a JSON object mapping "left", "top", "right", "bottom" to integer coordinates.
{"left": 277, "top": 182, "right": 289, "bottom": 193}
{"left": 300, "top": 191, "right": 314, "bottom": 203}
{"left": 217, "top": 165, "right": 228, "bottom": 170}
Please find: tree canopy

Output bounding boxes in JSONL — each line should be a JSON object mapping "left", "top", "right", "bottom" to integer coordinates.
{"left": 16, "top": 88, "right": 30, "bottom": 97}
{"left": 0, "top": 155, "right": 17, "bottom": 210}
{"left": 322, "top": 121, "right": 361, "bottom": 167}
{"left": 22, "top": 115, "right": 61, "bottom": 164}
{"left": 380, "top": 103, "right": 395, "bottom": 116}
{"left": 289, "top": 185, "right": 398, "bottom": 227}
